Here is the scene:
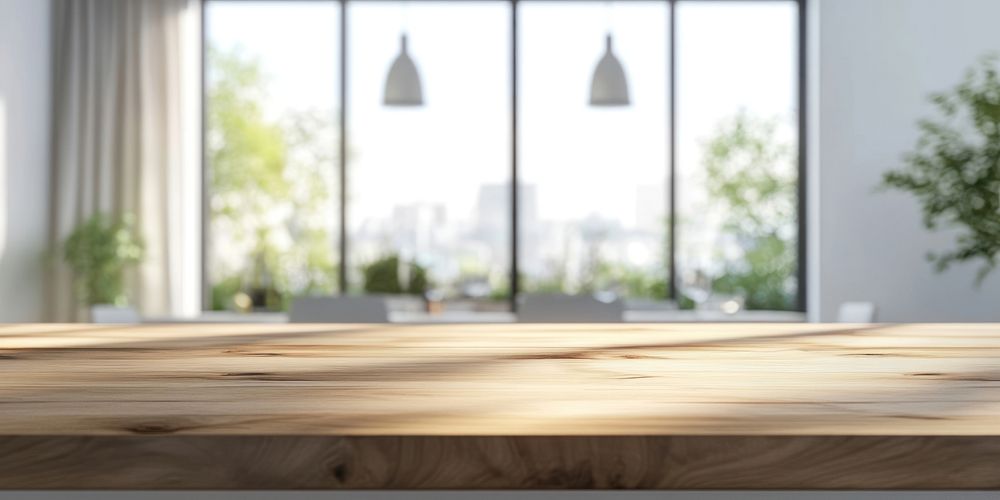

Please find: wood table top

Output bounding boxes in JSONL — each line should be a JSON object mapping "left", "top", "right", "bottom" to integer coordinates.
{"left": 2, "top": 322, "right": 1000, "bottom": 489}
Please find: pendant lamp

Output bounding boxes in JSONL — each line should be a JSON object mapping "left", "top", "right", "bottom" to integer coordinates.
{"left": 589, "top": 34, "right": 630, "bottom": 107}
{"left": 384, "top": 34, "right": 423, "bottom": 106}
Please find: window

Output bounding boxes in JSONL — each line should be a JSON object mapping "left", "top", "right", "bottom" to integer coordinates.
{"left": 347, "top": 2, "right": 511, "bottom": 310}
{"left": 519, "top": 1, "right": 669, "bottom": 300}
{"left": 676, "top": 1, "right": 800, "bottom": 311}
{"left": 205, "top": 1, "right": 340, "bottom": 311}
{"left": 203, "top": 0, "right": 805, "bottom": 314}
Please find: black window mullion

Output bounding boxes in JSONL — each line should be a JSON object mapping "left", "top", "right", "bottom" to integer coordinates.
{"left": 338, "top": 0, "right": 349, "bottom": 294}
{"left": 509, "top": 0, "right": 519, "bottom": 312}
{"left": 667, "top": 0, "right": 678, "bottom": 302}
{"left": 796, "top": 0, "right": 807, "bottom": 312}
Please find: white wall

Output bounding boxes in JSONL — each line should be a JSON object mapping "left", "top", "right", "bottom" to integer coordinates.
{"left": 0, "top": 0, "right": 51, "bottom": 322}
{"left": 816, "top": 0, "right": 1000, "bottom": 322}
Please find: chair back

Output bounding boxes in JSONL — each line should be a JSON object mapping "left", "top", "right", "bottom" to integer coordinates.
{"left": 837, "top": 301, "right": 877, "bottom": 323}
{"left": 289, "top": 295, "right": 390, "bottom": 323}
{"left": 90, "top": 305, "right": 141, "bottom": 324}
{"left": 517, "top": 293, "right": 624, "bottom": 323}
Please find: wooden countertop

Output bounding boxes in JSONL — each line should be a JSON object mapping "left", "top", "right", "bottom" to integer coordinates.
{"left": 2, "top": 323, "right": 1000, "bottom": 490}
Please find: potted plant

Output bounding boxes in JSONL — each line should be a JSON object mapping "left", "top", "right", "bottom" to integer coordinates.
{"left": 881, "top": 54, "right": 1000, "bottom": 284}
{"left": 362, "top": 253, "right": 431, "bottom": 311}
{"left": 362, "top": 253, "right": 429, "bottom": 295}
{"left": 63, "top": 213, "right": 144, "bottom": 308}
{"left": 245, "top": 248, "right": 282, "bottom": 311}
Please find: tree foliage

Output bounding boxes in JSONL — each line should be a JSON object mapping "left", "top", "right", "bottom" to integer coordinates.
{"left": 703, "top": 110, "right": 797, "bottom": 311}
{"left": 207, "top": 47, "right": 338, "bottom": 310}
{"left": 881, "top": 54, "right": 1000, "bottom": 284}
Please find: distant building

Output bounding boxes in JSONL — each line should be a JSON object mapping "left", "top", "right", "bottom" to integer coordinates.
{"left": 474, "top": 183, "right": 539, "bottom": 242}
{"left": 387, "top": 202, "right": 450, "bottom": 267}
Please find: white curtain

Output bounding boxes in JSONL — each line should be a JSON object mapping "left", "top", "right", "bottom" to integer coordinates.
{"left": 48, "top": 0, "right": 201, "bottom": 321}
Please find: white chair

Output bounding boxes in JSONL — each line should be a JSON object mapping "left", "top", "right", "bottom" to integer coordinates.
{"left": 517, "top": 293, "right": 624, "bottom": 323}
{"left": 90, "top": 305, "right": 141, "bottom": 324}
{"left": 837, "top": 302, "right": 877, "bottom": 323}
{"left": 289, "top": 295, "right": 390, "bottom": 323}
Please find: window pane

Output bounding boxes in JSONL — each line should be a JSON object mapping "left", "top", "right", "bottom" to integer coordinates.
{"left": 347, "top": 2, "right": 512, "bottom": 310}
{"left": 205, "top": 2, "right": 340, "bottom": 311}
{"left": 518, "top": 2, "right": 669, "bottom": 300}
{"left": 676, "top": 1, "right": 799, "bottom": 311}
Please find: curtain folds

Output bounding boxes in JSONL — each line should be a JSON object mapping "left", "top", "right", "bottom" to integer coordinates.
{"left": 48, "top": 0, "right": 201, "bottom": 321}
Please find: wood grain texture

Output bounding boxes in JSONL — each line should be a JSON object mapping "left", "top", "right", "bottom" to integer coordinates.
{"left": 3, "top": 323, "right": 1000, "bottom": 489}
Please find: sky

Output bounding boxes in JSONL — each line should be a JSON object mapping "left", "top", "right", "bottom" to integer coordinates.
{"left": 206, "top": 0, "right": 798, "bottom": 276}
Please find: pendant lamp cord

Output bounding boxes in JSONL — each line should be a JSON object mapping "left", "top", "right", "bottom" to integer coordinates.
{"left": 402, "top": 0, "right": 410, "bottom": 37}
{"left": 604, "top": 0, "right": 613, "bottom": 37}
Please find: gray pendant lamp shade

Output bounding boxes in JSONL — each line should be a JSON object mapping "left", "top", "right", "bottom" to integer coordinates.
{"left": 589, "top": 34, "right": 630, "bottom": 107}
{"left": 384, "top": 34, "right": 424, "bottom": 107}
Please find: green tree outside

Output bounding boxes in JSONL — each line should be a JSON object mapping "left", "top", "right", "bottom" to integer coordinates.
{"left": 702, "top": 110, "right": 797, "bottom": 311}
{"left": 207, "top": 47, "right": 338, "bottom": 311}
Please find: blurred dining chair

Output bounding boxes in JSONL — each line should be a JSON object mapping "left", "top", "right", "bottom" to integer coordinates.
{"left": 90, "top": 305, "right": 141, "bottom": 324}
{"left": 837, "top": 301, "right": 877, "bottom": 323}
{"left": 517, "top": 293, "right": 624, "bottom": 323}
{"left": 289, "top": 295, "right": 390, "bottom": 323}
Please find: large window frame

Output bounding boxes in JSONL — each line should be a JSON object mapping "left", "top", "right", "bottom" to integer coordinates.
{"left": 201, "top": 0, "right": 808, "bottom": 313}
